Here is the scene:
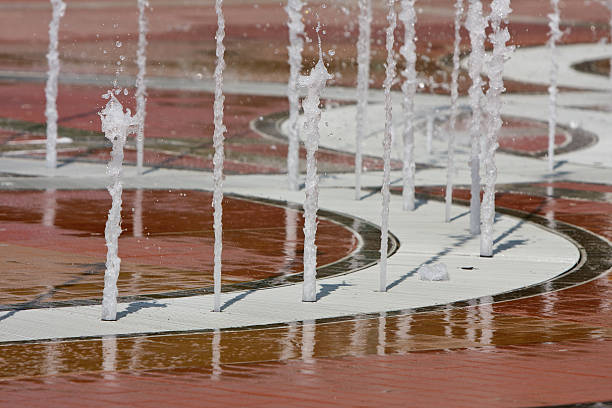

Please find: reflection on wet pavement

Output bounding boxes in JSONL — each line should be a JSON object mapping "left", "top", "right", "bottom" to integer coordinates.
{"left": 0, "top": 189, "right": 358, "bottom": 307}
{"left": 0, "top": 183, "right": 610, "bottom": 382}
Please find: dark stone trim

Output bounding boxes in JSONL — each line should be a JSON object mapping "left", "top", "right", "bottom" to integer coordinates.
{"left": 3, "top": 187, "right": 610, "bottom": 346}
{"left": 528, "top": 401, "right": 612, "bottom": 408}
{"left": 0, "top": 191, "right": 399, "bottom": 312}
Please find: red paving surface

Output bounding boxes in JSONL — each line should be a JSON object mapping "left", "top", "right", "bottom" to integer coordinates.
{"left": 2, "top": 1, "right": 612, "bottom": 407}
{"left": 0, "top": 0, "right": 603, "bottom": 174}
{"left": 2, "top": 340, "right": 610, "bottom": 408}
{"left": 0, "top": 183, "right": 611, "bottom": 407}
{"left": 0, "top": 189, "right": 358, "bottom": 305}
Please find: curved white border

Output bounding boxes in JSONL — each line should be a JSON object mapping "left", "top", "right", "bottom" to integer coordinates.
{"left": 0, "top": 162, "right": 579, "bottom": 343}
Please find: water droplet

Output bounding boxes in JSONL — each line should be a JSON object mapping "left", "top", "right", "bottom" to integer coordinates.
{"left": 116, "top": 41, "right": 122, "bottom": 48}
{"left": 123, "top": 88, "right": 129, "bottom": 96}
{"left": 328, "top": 49, "right": 335, "bottom": 56}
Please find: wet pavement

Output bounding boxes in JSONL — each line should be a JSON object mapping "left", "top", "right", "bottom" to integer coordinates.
{"left": 0, "top": 183, "right": 610, "bottom": 407}
{"left": 0, "top": 189, "right": 358, "bottom": 307}
{"left": 1, "top": 0, "right": 612, "bottom": 406}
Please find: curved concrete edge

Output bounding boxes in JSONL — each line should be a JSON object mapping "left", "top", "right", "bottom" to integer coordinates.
{"left": 502, "top": 43, "right": 612, "bottom": 91}
{"left": 0, "top": 167, "right": 580, "bottom": 343}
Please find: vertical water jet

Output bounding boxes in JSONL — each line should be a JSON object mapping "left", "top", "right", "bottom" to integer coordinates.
{"left": 135, "top": 0, "right": 149, "bottom": 175}
{"left": 380, "top": 0, "right": 397, "bottom": 292}
{"left": 446, "top": 0, "right": 464, "bottom": 222}
{"left": 45, "top": 0, "right": 66, "bottom": 170}
{"left": 426, "top": 112, "right": 434, "bottom": 154}
{"left": 547, "top": 0, "right": 562, "bottom": 172}
{"left": 212, "top": 0, "right": 227, "bottom": 312}
{"left": 399, "top": 0, "right": 417, "bottom": 212}
{"left": 100, "top": 91, "right": 137, "bottom": 321}
{"left": 300, "top": 31, "right": 332, "bottom": 302}
{"left": 355, "top": 0, "right": 372, "bottom": 200}
{"left": 480, "top": 0, "right": 513, "bottom": 257}
{"left": 286, "top": 0, "right": 305, "bottom": 191}
{"left": 465, "top": 0, "right": 487, "bottom": 235}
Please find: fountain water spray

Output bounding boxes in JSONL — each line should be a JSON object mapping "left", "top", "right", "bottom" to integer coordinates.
{"left": 380, "top": 0, "right": 397, "bottom": 292}
{"left": 135, "top": 0, "right": 149, "bottom": 174}
{"left": 100, "top": 91, "right": 137, "bottom": 321}
{"left": 45, "top": 0, "right": 66, "bottom": 170}
{"left": 425, "top": 113, "right": 434, "bottom": 154}
{"left": 547, "top": 0, "right": 562, "bottom": 172}
{"left": 399, "top": 0, "right": 417, "bottom": 212}
{"left": 212, "top": 0, "right": 226, "bottom": 312}
{"left": 445, "top": 0, "right": 464, "bottom": 222}
{"left": 300, "top": 28, "right": 332, "bottom": 302}
{"left": 480, "top": 0, "right": 513, "bottom": 257}
{"left": 355, "top": 0, "right": 372, "bottom": 200}
{"left": 465, "top": 0, "right": 487, "bottom": 235}
{"left": 286, "top": 0, "right": 305, "bottom": 191}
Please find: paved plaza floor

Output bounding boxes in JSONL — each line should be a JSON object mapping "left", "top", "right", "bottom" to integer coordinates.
{"left": 1, "top": 0, "right": 612, "bottom": 407}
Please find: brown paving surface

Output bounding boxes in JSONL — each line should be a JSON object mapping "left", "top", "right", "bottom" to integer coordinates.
{"left": 2, "top": 340, "right": 611, "bottom": 408}
{"left": 1, "top": 0, "right": 612, "bottom": 406}
{"left": 0, "top": 0, "right": 608, "bottom": 88}
{"left": 0, "top": 81, "right": 399, "bottom": 173}
{"left": 0, "top": 189, "right": 358, "bottom": 306}
{"left": 0, "top": 183, "right": 611, "bottom": 407}
{"left": 0, "top": 0, "right": 607, "bottom": 175}
{"left": 0, "top": 79, "right": 573, "bottom": 172}
{"left": 573, "top": 58, "right": 609, "bottom": 77}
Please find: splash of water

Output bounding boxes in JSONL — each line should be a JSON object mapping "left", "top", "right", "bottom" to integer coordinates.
{"left": 399, "top": 0, "right": 417, "bottom": 212}
{"left": 446, "top": 0, "right": 464, "bottom": 222}
{"left": 380, "top": 0, "right": 397, "bottom": 292}
{"left": 45, "top": 0, "right": 66, "bottom": 170}
{"left": 466, "top": 0, "right": 487, "bottom": 235}
{"left": 286, "top": 0, "right": 304, "bottom": 191}
{"left": 355, "top": 0, "right": 372, "bottom": 200}
{"left": 100, "top": 91, "right": 136, "bottom": 321}
{"left": 480, "top": 0, "right": 513, "bottom": 257}
{"left": 135, "top": 0, "right": 149, "bottom": 174}
{"left": 300, "top": 30, "right": 332, "bottom": 302}
{"left": 547, "top": 0, "right": 562, "bottom": 172}
{"left": 212, "top": 0, "right": 227, "bottom": 312}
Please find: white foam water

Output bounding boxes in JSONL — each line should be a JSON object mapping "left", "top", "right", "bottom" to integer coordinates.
{"left": 135, "top": 0, "right": 149, "bottom": 174}
{"left": 100, "top": 91, "right": 137, "bottom": 321}
{"left": 446, "top": 0, "right": 464, "bottom": 222}
{"left": 355, "top": 0, "right": 372, "bottom": 200}
{"left": 299, "top": 38, "right": 332, "bottom": 302}
{"left": 466, "top": 0, "right": 487, "bottom": 235}
{"left": 285, "top": 0, "right": 305, "bottom": 191}
{"left": 547, "top": 0, "right": 562, "bottom": 172}
{"left": 418, "top": 263, "right": 450, "bottom": 281}
{"left": 380, "top": 0, "right": 397, "bottom": 292}
{"left": 426, "top": 112, "right": 434, "bottom": 154}
{"left": 399, "top": 0, "right": 417, "bottom": 212}
{"left": 212, "top": 0, "right": 227, "bottom": 312}
{"left": 480, "top": 0, "right": 513, "bottom": 257}
{"left": 45, "top": 0, "right": 66, "bottom": 170}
